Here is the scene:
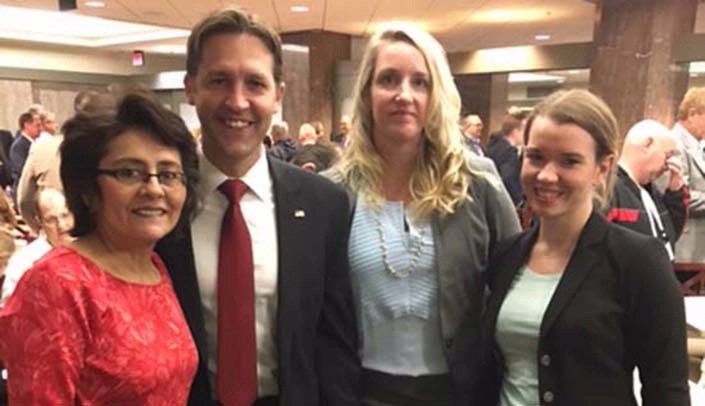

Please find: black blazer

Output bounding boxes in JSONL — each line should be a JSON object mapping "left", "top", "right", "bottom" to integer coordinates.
{"left": 157, "top": 158, "right": 360, "bottom": 406}
{"left": 485, "top": 135, "right": 522, "bottom": 206}
{"left": 472, "top": 212, "right": 689, "bottom": 406}
{"left": 9, "top": 134, "right": 30, "bottom": 184}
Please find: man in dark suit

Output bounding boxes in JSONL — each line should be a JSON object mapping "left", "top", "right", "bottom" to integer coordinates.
{"left": 156, "top": 8, "right": 359, "bottom": 406}
{"left": 9, "top": 112, "right": 41, "bottom": 192}
{"left": 486, "top": 114, "right": 524, "bottom": 206}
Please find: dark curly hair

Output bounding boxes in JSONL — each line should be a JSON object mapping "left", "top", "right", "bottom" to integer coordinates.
{"left": 60, "top": 90, "right": 199, "bottom": 237}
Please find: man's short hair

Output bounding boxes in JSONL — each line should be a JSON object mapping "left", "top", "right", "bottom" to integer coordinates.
{"left": 460, "top": 114, "right": 481, "bottom": 128}
{"left": 298, "top": 123, "right": 316, "bottom": 140}
{"left": 500, "top": 114, "right": 522, "bottom": 137}
{"left": 677, "top": 87, "right": 705, "bottom": 121}
{"left": 27, "top": 104, "right": 44, "bottom": 116}
{"left": 270, "top": 121, "right": 289, "bottom": 140}
{"left": 74, "top": 90, "right": 100, "bottom": 113}
{"left": 18, "top": 112, "right": 35, "bottom": 130}
{"left": 506, "top": 106, "right": 527, "bottom": 121}
{"left": 186, "top": 8, "right": 283, "bottom": 83}
{"left": 291, "top": 143, "right": 338, "bottom": 172}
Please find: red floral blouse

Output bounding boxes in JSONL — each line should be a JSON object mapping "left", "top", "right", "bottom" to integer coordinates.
{"left": 0, "top": 246, "right": 197, "bottom": 405}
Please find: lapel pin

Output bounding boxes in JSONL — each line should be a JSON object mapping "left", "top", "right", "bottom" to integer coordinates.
{"left": 294, "top": 210, "right": 306, "bottom": 219}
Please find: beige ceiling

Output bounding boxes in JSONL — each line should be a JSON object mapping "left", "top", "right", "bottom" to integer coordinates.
{"left": 2, "top": 0, "right": 705, "bottom": 53}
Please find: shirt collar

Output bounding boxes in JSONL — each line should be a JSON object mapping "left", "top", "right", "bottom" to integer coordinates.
{"left": 20, "top": 132, "right": 34, "bottom": 143}
{"left": 199, "top": 146, "right": 272, "bottom": 201}
{"left": 239, "top": 147, "right": 272, "bottom": 201}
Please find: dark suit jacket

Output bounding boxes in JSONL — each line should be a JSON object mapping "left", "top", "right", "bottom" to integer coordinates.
{"left": 486, "top": 135, "right": 522, "bottom": 206}
{"left": 0, "top": 130, "right": 13, "bottom": 161}
{"left": 0, "top": 130, "right": 13, "bottom": 188}
{"left": 608, "top": 166, "right": 687, "bottom": 250}
{"left": 471, "top": 212, "right": 689, "bottom": 406}
{"left": 9, "top": 135, "right": 31, "bottom": 185}
{"left": 156, "top": 158, "right": 360, "bottom": 406}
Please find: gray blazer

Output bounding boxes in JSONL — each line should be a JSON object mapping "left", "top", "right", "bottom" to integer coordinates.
{"left": 325, "top": 157, "right": 520, "bottom": 381}
{"left": 672, "top": 123, "right": 705, "bottom": 263}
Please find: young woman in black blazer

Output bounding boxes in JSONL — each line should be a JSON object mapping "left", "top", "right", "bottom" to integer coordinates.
{"left": 473, "top": 89, "right": 689, "bottom": 406}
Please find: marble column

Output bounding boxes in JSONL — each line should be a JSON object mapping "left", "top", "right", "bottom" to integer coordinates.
{"left": 455, "top": 73, "right": 509, "bottom": 144}
{"left": 281, "top": 31, "right": 351, "bottom": 140}
{"left": 455, "top": 74, "right": 491, "bottom": 143}
{"left": 589, "top": 0, "right": 698, "bottom": 132}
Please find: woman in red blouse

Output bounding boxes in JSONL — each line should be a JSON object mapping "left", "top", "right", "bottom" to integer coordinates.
{"left": 0, "top": 90, "right": 200, "bottom": 405}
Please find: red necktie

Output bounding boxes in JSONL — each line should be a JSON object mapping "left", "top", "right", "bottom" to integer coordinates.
{"left": 217, "top": 179, "right": 257, "bottom": 406}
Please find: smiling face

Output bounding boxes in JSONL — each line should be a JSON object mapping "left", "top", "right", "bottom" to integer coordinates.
{"left": 185, "top": 33, "right": 284, "bottom": 177}
{"left": 522, "top": 116, "right": 612, "bottom": 223}
{"left": 370, "top": 40, "right": 430, "bottom": 151}
{"left": 93, "top": 129, "right": 186, "bottom": 248}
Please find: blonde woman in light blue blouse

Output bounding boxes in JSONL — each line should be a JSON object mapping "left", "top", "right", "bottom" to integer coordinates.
{"left": 326, "top": 24, "right": 520, "bottom": 406}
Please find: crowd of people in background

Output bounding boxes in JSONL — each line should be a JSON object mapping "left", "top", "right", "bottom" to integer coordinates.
{"left": 0, "top": 5, "right": 699, "bottom": 406}
{"left": 265, "top": 115, "right": 350, "bottom": 173}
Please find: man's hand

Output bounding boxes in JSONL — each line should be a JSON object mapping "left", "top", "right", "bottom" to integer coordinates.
{"left": 666, "top": 156, "right": 684, "bottom": 191}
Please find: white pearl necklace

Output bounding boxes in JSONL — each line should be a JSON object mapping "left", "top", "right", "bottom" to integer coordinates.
{"left": 373, "top": 208, "right": 425, "bottom": 278}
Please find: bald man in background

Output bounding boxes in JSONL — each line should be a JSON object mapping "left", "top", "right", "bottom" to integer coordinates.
{"left": 607, "top": 119, "right": 686, "bottom": 260}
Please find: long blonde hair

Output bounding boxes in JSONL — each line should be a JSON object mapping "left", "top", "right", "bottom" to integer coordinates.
{"left": 338, "top": 25, "right": 470, "bottom": 219}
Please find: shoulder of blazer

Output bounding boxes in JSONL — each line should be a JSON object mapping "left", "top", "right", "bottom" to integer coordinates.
{"left": 320, "top": 165, "right": 357, "bottom": 212}
{"left": 268, "top": 157, "right": 351, "bottom": 224}
{"left": 601, "top": 217, "right": 667, "bottom": 267}
{"left": 486, "top": 226, "right": 536, "bottom": 289}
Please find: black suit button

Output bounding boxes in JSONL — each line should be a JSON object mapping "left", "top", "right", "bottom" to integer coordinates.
{"left": 542, "top": 391, "right": 554, "bottom": 403}
{"left": 540, "top": 354, "right": 551, "bottom": 367}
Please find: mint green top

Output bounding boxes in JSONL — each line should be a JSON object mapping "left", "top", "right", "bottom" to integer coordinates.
{"left": 495, "top": 265, "right": 562, "bottom": 406}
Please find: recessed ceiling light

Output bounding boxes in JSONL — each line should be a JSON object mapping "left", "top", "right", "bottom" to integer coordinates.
{"left": 290, "top": 6, "right": 309, "bottom": 13}
{"left": 535, "top": 34, "right": 551, "bottom": 41}
{"left": 0, "top": 5, "right": 189, "bottom": 47}
{"left": 85, "top": 1, "right": 105, "bottom": 7}
{"left": 508, "top": 73, "right": 563, "bottom": 83}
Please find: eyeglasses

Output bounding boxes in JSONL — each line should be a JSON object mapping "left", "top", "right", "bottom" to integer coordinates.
{"left": 96, "top": 168, "right": 186, "bottom": 187}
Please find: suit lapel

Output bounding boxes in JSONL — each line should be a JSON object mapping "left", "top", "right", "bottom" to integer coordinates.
{"left": 268, "top": 159, "right": 303, "bottom": 370}
{"left": 540, "top": 212, "right": 607, "bottom": 337}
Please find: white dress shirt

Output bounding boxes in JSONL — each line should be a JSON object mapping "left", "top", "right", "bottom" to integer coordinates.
{"left": 191, "top": 148, "right": 279, "bottom": 396}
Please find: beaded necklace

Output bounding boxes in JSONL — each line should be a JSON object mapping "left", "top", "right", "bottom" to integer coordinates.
{"left": 373, "top": 207, "right": 425, "bottom": 278}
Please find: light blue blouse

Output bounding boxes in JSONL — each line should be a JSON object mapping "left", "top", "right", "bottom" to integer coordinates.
{"left": 496, "top": 265, "right": 562, "bottom": 406}
{"left": 348, "top": 196, "right": 447, "bottom": 376}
